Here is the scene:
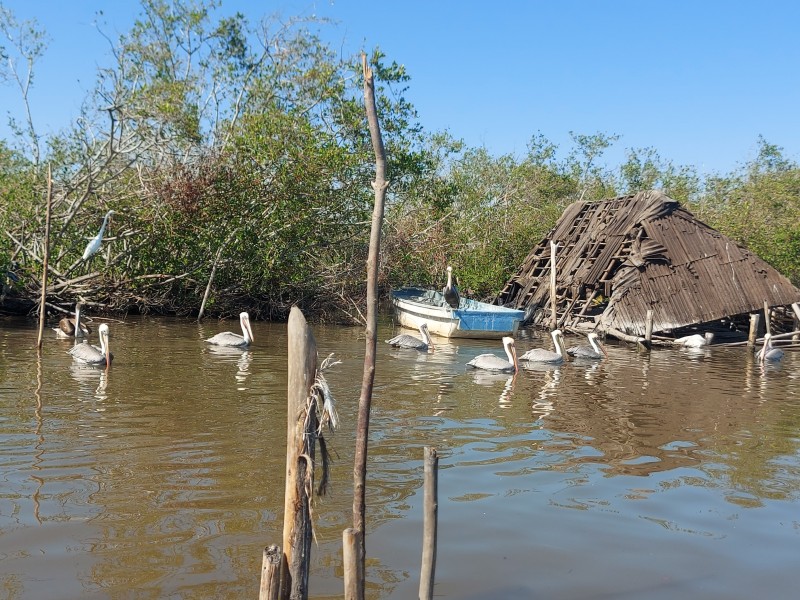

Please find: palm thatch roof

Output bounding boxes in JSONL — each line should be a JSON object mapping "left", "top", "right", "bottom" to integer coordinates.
{"left": 497, "top": 190, "right": 800, "bottom": 340}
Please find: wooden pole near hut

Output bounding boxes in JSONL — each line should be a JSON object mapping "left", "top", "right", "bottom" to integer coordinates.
{"left": 792, "top": 303, "right": 800, "bottom": 342}
{"left": 36, "top": 166, "right": 53, "bottom": 350}
{"left": 644, "top": 309, "right": 654, "bottom": 349}
{"left": 419, "top": 446, "right": 439, "bottom": 600}
{"left": 549, "top": 241, "right": 558, "bottom": 330}
{"left": 280, "top": 306, "right": 318, "bottom": 600}
{"left": 748, "top": 313, "right": 760, "bottom": 348}
{"left": 352, "top": 52, "right": 389, "bottom": 596}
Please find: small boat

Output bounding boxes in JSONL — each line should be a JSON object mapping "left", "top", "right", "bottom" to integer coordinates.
{"left": 390, "top": 287, "right": 525, "bottom": 339}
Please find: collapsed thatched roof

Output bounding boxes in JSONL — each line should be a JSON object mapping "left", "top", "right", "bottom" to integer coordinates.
{"left": 497, "top": 190, "right": 800, "bottom": 337}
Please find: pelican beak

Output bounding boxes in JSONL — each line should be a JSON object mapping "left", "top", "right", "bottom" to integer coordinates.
{"left": 600, "top": 342, "right": 609, "bottom": 359}
{"left": 244, "top": 318, "right": 254, "bottom": 343}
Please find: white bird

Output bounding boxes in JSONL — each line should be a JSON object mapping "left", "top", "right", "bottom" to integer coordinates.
{"left": 386, "top": 323, "right": 434, "bottom": 351}
{"left": 68, "top": 323, "right": 113, "bottom": 366}
{"left": 520, "top": 329, "right": 567, "bottom": 364}
{"left": 442, "top": 265, "right": 460, "bottom": 309}
{"left": 467, "top": 336, "right": 518, "bottom": 373}
{"left": 205, "top": 312, "right": 254, "bottom": 347}
{"left": 54, "top": 302, "right": 91, "bottom": 338}
{"left": 566, "top": 332, "right": 608, "bottom": 360}
{"left": 757, "top": 333, "right": 784, "bottom": 363}
{"left": 674, "top": 332, "right": 714, "bottom": 347}
{"left": 82, "top": 210, "right": 116, "bottom": 260}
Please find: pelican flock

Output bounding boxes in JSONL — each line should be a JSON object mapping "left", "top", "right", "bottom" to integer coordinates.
{"left": 205, "top": 312, "right": 254, "bottom": 348}
{"left": 386, "top": 323, "right": 434, "bottom": 351}
{"left": 82, "top": 209, "right": 116, "bottom": 261}
{"left": 54, "top": 302, "right": 91, "bottom": 338}
{"left": 442, "top": 265, "right": 460, "bottom": 309}
{"left": 467, "top": 336, "right": 518, "bottom": 373}
{"left": 69, "top": 323, "right": 113, "bottom": 366}
{"left": 566, "top": 332, "right": 608, "bottom": 360}
{"left": 519, "top": 329, "right": 567, "bottom": 365}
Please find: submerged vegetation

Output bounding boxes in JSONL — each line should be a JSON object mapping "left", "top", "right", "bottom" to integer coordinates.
{"left": 1, "top": 0, "right": 798, "bottom": 322}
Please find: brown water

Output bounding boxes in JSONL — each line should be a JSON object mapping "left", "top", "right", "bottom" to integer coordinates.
{"left": 1, "top": 316, "right": 799, "bottom": 599}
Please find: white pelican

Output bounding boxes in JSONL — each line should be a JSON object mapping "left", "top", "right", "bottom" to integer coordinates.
{"left": 566, "top": 332, "right": 608, "bottom": 360}
{"left": 386, "top": 323, "right": 434, "bottom": 351}
{"left": 674, "top": 332, "right": 714, "bottom": 347}
{"left": 519, "top": 329, "right": 566, "bottom": 364}
{"left": 54, "top": 302, "right": 91, "bottom": 338}
{"left": 467, "top": 336, "right": 518, "bottom": 373}
{"left": 442, "top": 265, "right": 460, "bottom": 309}
{"left": 82, "top": 210, "right": 116, "bottom": 260}
{"left": 757, "top": 333, "right": 784, "bottom": 363}
{"left": 68, "top": 323, "right": 113, "bottom": 366}
{"left": 205, "top": 312, "right": 254, "bottom": 347}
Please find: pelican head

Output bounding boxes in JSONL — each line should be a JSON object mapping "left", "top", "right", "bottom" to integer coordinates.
{"left": 240, "top": 312, "right": 254, "bottom": 344}
{"left": 98, "top": 323, "right": 111, "bottom": 365}
{"left": 419, "top": 322, "right": 434, "bottom": 350}
{"left": 502, "top": 336, "right": 519, "bottom": 373}
{"left": 588, "top": 332, "right": 609, "bottom": 358}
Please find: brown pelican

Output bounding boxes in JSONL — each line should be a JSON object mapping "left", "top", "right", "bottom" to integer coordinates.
{"left": 386, "top": 323, "right": 434, "bottom": 351}
{"left": 519, "top": 329, "right": 566, "bottom": 364}
{"left": 443, "top": 265, "right": 460, "bottom": 309}
{"left": 757, "top": 333, "right": 784, "bottom": 363}
{"left": 68, "top": 323, "right": 112, "bottom": 366}
{"left": 54, "top": 302, "right": 91, "bottom": 338}
{"left": 674, "top": 332, "right": 714, "bottom": 347}
{"left": 205, "top": 312, "right": 254, "bottom": 347}
{"left": 566, "top": 332, "right": 608, "bottom": 360}
{"left": 82, "top": 210, "right": 116, "bottom": 260}
{"left": 467, "top": 336, "right": 518, "bottom": 373}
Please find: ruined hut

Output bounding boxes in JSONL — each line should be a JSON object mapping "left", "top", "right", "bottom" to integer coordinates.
{"left": 496, "top": 190, "right": 800, "bottom": 342}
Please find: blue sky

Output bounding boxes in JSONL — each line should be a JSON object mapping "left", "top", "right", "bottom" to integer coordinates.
{"left": 2, "top": 0, "right": 799, "bottom": 175}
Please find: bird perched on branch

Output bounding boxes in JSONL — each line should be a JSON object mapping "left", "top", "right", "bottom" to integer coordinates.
{"left": 82, "top": 210, "right": 116, "bottom": 261}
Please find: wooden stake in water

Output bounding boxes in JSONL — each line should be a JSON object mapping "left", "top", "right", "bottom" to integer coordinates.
{"left": 343, "top": 528, "right": 363, "bottom": 600}
{"left": 644, "top": 309, "right": 654, "bottom": 350}
{"left": 281, "top": 306, "right": 318, "bottom": 600}
{"left": 36, "top": 166, "right": 53, "bottom": 350}
{"left": 748, "top": 313, "right": 760, "bottom": 348}
{"left": 259, "top": 545, "right": 281, "bottom": 600}
{"left": 419, "top": 446, "right": 439, "bottom": 600}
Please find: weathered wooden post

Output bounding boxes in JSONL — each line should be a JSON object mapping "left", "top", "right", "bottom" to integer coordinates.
{"left": 419, "top": 447, "right": 439, "bottom": 600}
{"left": 36, "top": 166, "right": 53, "bottom": 350}
{"left": 644, "top": 309, "right": 654, "bottom": 350}
{"left": 281, "top": 306, "right": 318, "bottom": 600}
{"left": 792, "top": 303, "right": 800, "bottom": 342}
{"left": 747, "top": 313, "right": 760, "bottom": 348}
{"left": 342, "top": 528, "right": 363, "bottom": 600}
{"left": 259, "top": 545, "right": 281, "bottom": 600}
{"left": 549, "top": 241, "right": 558, "bottom": 330}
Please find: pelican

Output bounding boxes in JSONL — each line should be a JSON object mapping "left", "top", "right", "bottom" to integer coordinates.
{"left": 68, "top": 323, "right": 113, "bottom": 366}
{"left": 205, "top": 312, "right": 254, "bottom": 347}
{"left": 467, "top": 336, "right": 518, "bottom": 373}
{"left": 674, "top": 332, "right": 714, "bottom": 347}
{"left": 566, "top": 332, "right": 608, "bottom": 360}
{"left": 54, "top": 302, "right": 91, "bottom": 338}
{"left": 386, "top": 323, "right": 434, "bottom": 351}
{"left": 82, "top": 210, "right": 116, "bottom": 260}
{"left": 757, "top": 333, "right": 784, "bottom": 363}
{"left": 442, "top": 265, "right": 460, "bottom": 309}
{"left": 519, "top": 329, "right": 567, "bottom": 364}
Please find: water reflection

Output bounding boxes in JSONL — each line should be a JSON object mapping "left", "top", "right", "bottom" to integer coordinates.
{"left": 0, "top": 317, "right": 799, "bottom": 599}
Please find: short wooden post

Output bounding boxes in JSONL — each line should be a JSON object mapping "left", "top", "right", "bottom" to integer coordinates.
{"left": 36, "top": 166, "right": 53, "bottom": 350}
{"left": 792, "top": 303, "right": 800, "bottom": 342}
{"left": 419, "top": 447, "right": 439, "bottom": 600}
{"left": 763, "top": 300, "right": 771, "bottom": 336}
{"left": 747, "top": 313, "right": 760, "bottom": 348}
{"left": 259, "top": 545, "right": 281, "bottom": 600}
{"left": 281, "top": 306, "right": 318, "bottom": 600}
{"left": 644, "top": 310, "right": 654, "bottom": 349}
{"left": 343, "top": 528, "right": 363, "bottom": 600}
{"left": 549, "top": 241, "right": 558, "bottom": 330}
